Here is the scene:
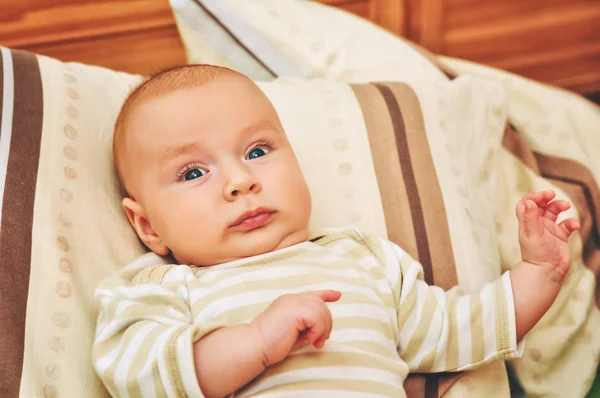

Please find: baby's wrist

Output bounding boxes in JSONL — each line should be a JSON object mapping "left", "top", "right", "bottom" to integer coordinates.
{"left": 519, "top": 259, "right": 566, "bottom": 286}
{"left": 248, "top": 321, "right": 271, "bottom": 369}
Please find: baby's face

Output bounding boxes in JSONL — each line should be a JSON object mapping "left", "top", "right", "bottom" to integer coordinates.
{"left": 121, "top": 76, "right": 311, "bottom": 265}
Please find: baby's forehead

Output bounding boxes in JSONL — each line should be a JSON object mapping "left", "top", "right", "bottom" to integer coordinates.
{"left": 124, "top": 82, "right": 280, "bottom": 145}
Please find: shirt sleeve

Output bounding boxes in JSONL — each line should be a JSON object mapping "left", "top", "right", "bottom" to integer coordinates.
{"left": 365, "top": 235, "right": 523, "bottom": 373}
{"left": 92, "top": 255, "right": 223, "bottom": 398}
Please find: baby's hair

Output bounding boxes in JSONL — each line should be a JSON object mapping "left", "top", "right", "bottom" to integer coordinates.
{"left": 113, "top": 64, "right": 245, "bottom": 197}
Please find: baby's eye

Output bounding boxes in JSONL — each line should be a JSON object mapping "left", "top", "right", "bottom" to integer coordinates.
{"left": 247, "top": 147, "right": 270, "bottom": 160}
{"left": 181, "top": 167, "right": 208, "bottom": 181}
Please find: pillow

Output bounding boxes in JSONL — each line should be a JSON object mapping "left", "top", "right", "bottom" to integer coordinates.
{"left": 169, "top": 0, "right": 448, "bottom": 83}
{"left": 0, "top": 47, "right": 508, "bottom": 397}
{"left": 170, "top": 0, "right": 600, "bottom": 394}
{"left": 440, "top": 56, "right": 600, "bottom": 398}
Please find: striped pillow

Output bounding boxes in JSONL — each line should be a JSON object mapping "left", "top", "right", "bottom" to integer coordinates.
{"left": 440, "top": 56, "right": 600, "bottom": 398}
{"left": 0, "top": 47, "right": 507, "bottom": 397}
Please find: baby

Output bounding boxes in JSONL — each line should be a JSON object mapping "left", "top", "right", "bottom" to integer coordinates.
{"left": 93, "top": 65, "right": 580, "bottom": 398}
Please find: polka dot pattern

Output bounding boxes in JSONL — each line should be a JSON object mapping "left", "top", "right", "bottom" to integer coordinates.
{"left": 46, "top": 68, "right": 82, "bottom": 392}
{"left": 528, "top": 348, "right": 542, "bottom": 362}
{"left": 338, "top": 162, "right": 353, "bottom": 176}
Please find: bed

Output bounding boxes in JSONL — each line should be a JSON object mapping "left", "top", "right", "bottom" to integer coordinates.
{"left": 0, "top": 1, "right": 599, "bottom": 397}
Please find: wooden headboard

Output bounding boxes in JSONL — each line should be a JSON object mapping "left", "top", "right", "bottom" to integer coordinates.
{"left": 1, "top": 0, "right": 598, "bottom": 94}
{"left": 0, "top": 0, "right": 187, "bottom": 75}
{"left": 0, "top": 0, "right": 401, "bottom": 76}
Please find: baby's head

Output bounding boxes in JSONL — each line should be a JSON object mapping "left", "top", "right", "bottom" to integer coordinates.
{"left": 114, "top": 65, "right": 312, "bottom": 266}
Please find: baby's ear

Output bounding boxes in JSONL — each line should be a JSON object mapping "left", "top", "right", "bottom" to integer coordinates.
{"left": 122, "top": 197, "right": 170, "bottom": 256}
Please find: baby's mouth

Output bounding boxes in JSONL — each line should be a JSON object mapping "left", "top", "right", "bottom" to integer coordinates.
{"left": 230, "top": 208, "right": 276, "bottom": 231}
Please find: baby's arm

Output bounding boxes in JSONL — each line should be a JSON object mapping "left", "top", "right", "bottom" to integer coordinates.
{"left": 368, "top": 190, "right": 578, "bottom": 373}
{"left": 194, "top": 290, "right": 341, "bottom": 398}
{"left": 509, "top": 190, "right": 580, "bottom": 341}
{"left": 94, "top": 262, "right": 340, "bottom": 398}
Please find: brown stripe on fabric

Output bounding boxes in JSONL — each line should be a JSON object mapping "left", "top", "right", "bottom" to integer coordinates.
{"left": 533, "top": 153, "right": 600, "bottom": 307}
{"left": 502, "top": 124, "right": 600, "bottom": 307}
{"left": 351, "top": 82, "right": 463, "bottom": 397}
{"left": 190, "top": 0, "right": 277, "bottom": 78}
{"left": 350, "top": 83, "right": 432, "bottom": 398}
{"left": 374, "top": 83, "right": 459, "bottom": 398}
{"left": 549, "top": 179, "right": 600, "bottom": 307}
{"left": 502, "top": 124, "right": 540, "bottom": 173}
{"left": 534, "top": 153, "right": 600, "bottom": 247}
{"left": 380, "top": 82, "right": 459, "bottom": 290}
{"left": 373, "top": 83, "right": 434, "bottom": 285}
{"left": 350, "top": 84, "right": 419, "bottom": 261}
{"left": 0, "top": 49, "right": 44, "bottom": 398}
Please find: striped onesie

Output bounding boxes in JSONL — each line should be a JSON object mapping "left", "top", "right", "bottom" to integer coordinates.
{"left": 93, "top": 227, "right": 522, "bottom": 397}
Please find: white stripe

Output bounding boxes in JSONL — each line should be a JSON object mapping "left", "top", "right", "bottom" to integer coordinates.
{"left": 399, "top": 260, "right": 422, "bottom": 302}
{"left": 193, "top": 281, "right": 382, "bottom": 323}
{"left": 383, "top": 240, "right": 403, "bottom": 284}
{"left": 329, "top": 303, "right": 394, "bottom": 324}
{"left": 398, "top": 278, "right": 426, "bottom": 354}
{"left": 115, "top": 300, "right": 134, "bottom": 317}
{"left": 242, "top": 366, "right": 403, "bottom": 396}
{"left": 479, "top": 281, "right": 497, "bottom": 357}
{"left": 160, "top": 265, "right": 189, "bottom": 283}
{"left": 431, "top": 288, "right": 449, "bottom": 371}
{"left": 408, "top": 289, "right": 446, "bottom": 370}
{"left": 95, "top": 336, "right": 127, "bottom": 375}
{"left": 192, "top": 264, "right": 379, "bottom": 298}
{"left": 176, "top": 328, "right": 204, "bottom": 397}
{"left": 136, "top": 326, "right": 180, "bottom": 398}
{"left": 114, "top": 284, "right": 177, "bottom": 300}
{"left": 0, "top": 47, "right": 15, "bottom": 233}
{"left": 328, "top": 239, "right": 362, "bottom": 257}
{"left": 155, "top": 326, "right": 181, "bottom": 398}
{"left": 456, "top": 295, "right": 472, "bottom": 368}
{"left": 502, "top": 272, "right": 519, "bottom": 351}
{"left": 331, "top": 329, "right": 397, "bottom": 353}
{"left": 96, "top": 316, "right": 185, "bottom": 343}
{"left": 290, "top": 341, "right": 404, "bottom": 365}
{"left": 114, "top": 323, "right": 159, "bottom": 398}
{"left": 357, "top": 254, "right": 381, "bottom": 270}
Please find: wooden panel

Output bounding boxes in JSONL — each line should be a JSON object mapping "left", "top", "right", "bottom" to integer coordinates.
{"left": 0, "top": 0, "right": 186, "bottom": 75}
{"left": 339, "top": 1, "right": 372, "bottom": 19}
{"left": 0, "top": 0, "right": 176, "bottom": 47}
{"left": 24, "top": 26, "right": 186, "bottom": 76}
{"left": 375, "top": 0, "right": 407, "bottom": 36}
{"left": 406, "top": 0, "right": 444, "bottom": 52}
{"left": 442, "top": 0, "right": 600, "bottom": 93}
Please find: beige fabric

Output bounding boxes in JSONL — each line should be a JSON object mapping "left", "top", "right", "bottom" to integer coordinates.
{"left": 441, "top": 56, "right": 600, "bottom": 398}
{"left": 170, "top": 0, "right": 600, "bottom": 395}
{"left": 93, "top": 227, "right": 521, "bottom": 397}
{"left": 171, "top": 0, "right": 447, "bottom": 83}
{"left": 22, "top": 57, "right": 144, "bottom": 397}
{"left": 17, "top": 52, "right": 507, "bottom": 397}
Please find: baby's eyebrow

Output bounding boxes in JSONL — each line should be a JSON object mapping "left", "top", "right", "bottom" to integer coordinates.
{"left": 159, "top": 142, "right": 203, "bottom": 168}
{"left": 239, "top": 118, "right": 278, "bottom": 137}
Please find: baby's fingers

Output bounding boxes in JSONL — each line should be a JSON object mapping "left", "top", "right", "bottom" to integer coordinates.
{"left": 304, "top": 290, "right": 342, "bottom": 303}
{"left": 518, "top": 199, "right": 544, "bottom": 238}
{"left": 523, "top": 190, "right": 556, "bottom": 213}
{"left": 543, "top": 200, "right": 571, "bottom": 222}
{"left": 559, "top": 218, "right": 581, "bottom": 237}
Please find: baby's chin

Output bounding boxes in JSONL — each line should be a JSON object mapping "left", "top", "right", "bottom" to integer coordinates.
{"left": 173, "top": 228, "right": 309, "bottom": 267}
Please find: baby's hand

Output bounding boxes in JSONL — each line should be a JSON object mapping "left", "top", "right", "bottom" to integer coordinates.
{"left": 516, "top": 190, "right": 580, "bottom": 280}
{"left": 251, "top": 290, "right": 341, "bottom": 367}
